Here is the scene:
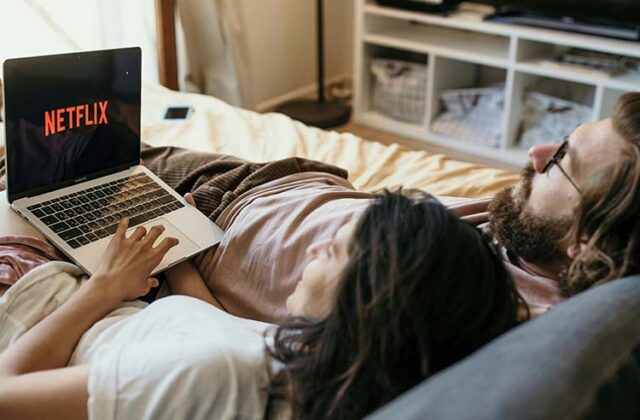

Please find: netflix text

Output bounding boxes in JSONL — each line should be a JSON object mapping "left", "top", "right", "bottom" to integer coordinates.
{"left": 44, "top": 101, "right": 109, "bottom": 137}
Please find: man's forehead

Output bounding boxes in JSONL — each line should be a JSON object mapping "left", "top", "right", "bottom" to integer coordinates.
{"left": 569, "top": 119, "right": 625, "bottom": 177}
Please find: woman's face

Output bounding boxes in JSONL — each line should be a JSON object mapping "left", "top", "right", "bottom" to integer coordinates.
{"left": 286, "top": 220, "right": 357, "bottom": 318}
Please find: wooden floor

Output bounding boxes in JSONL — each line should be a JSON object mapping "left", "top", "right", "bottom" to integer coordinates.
{"left": 335, "top": 122, "right": 521, "bottom": 173}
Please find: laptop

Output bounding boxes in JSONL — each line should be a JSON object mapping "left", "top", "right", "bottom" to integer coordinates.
{"left": 3, "top": 47, "right": 224, "bottom": 275}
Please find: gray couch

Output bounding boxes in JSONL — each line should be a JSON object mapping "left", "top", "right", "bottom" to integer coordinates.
{"left": 369, "top": 275, "right": 640, "bottom": 420}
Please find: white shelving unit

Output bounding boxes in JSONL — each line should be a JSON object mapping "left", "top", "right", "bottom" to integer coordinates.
{"left": 352, "top": 0, "right": 640, "bottom": 167}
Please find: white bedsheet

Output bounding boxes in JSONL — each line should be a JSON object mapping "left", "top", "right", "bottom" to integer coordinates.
{"left": 140, "top": 83, "right": 519, "bottom": 198}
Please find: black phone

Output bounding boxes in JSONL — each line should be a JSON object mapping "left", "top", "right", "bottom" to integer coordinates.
{"left": 164, "top": 106, "right": 193, "bottom": 120}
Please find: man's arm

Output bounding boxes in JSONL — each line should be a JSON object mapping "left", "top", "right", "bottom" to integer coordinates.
{"left": 447, "top": 197, "right": 492, "bottom": 226}
{"left": 165, "top": 259, "right": 223, "bottom": 308}
{"left": 163, "top": 192, "right": 225, "bottom": 309}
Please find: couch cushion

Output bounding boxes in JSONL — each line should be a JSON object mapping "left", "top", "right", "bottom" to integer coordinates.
{"left": 368, "top": 275, "right": 640, "bottom": 420}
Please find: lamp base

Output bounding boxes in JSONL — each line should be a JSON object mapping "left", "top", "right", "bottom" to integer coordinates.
{"left": 276, "top": 99, "right": 351, "bottom": 129}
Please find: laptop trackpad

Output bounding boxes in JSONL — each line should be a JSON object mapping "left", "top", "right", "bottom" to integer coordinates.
{"left": 127, "top": 218, "right": 199, "bottom": 272}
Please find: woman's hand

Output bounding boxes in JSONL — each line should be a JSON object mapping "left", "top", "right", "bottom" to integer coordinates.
{"left": 91, "top": 217, "right": 180, "bottom": 302}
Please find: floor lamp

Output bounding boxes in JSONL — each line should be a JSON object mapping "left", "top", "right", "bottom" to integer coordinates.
{"left": 275, "top": 0, "right": 351, "bottom": 129}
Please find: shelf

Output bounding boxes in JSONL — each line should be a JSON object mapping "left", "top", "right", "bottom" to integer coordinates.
{"left": 358, "top": 111, "right": 427, "bottom": 139}
{"left": 604, "top": 72, "right": 640, "bottom": 92}
{"left": 426, "top": 130, "right": 529, "bottom": 167}
{"left": 354, "top": 0, "right": 640, "bottom": 168}
{"left": 364, "top": 2, "right": 640, "bottom": 59}
{"left": 364, "top": 3, "right": 513, "bottom": 38}
{"left": 515, "top": 61, "right": 640, "bottom": 91}
{"left": 501, "top": 147, "right": 532, "bottom": 162}
{"left": 358, "top": 111, "right": 528, "bottom": 167}
{"left": 363, "top": 24, "right": 509, "bottom": 67}
{"left": 599, "top": 88, "right": 628, "bottom": 119}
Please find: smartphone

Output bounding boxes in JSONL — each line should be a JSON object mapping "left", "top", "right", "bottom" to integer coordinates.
{"left": 164, "top": 106, "right": 193, "bottom": 120}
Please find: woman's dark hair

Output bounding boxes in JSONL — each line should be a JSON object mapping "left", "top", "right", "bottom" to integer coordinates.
{"left": 267, "top": 189, "right": 524, "bottom": 419}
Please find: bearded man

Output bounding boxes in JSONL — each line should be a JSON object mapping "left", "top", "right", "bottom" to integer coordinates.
{"left": 488, "top": 92, "right": 640, "bottom": 300}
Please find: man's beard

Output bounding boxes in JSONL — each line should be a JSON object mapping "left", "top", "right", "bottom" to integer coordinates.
{"left": 488, "top": 162, "right": 572, "bottom": 266}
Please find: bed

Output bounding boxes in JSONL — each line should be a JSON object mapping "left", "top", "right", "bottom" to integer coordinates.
{"left": 0, "top": 82, "right": 518, "bottom": 200}
{"left": 0, "top": 1, "right": 518, "bottom": 198}
{"left": 140, "top": 83, "right": 519, "bottom": 198}
{"left": 148, "top": 0, "right": 518, "bottom": 197}
{"left": 1, "top": 83, "right": 638, "bottom": 419}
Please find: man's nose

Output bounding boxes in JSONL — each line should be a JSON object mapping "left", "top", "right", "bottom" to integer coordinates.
{"left": 528, "top": 143, "right": 560, "bottom": 173}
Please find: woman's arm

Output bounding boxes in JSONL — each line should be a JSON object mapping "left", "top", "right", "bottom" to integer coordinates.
{"left": 0, "top": 366, "right": 89, "bottom": 420}
{"left": 0, "top": 218, "right": 179, "bottom": 420}
{"left": 0, "top": 283, "right": 123, "bottom": 420}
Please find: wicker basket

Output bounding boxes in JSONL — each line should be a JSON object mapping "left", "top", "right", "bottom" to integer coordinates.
{"left": 519, "top": 92, "right": 592, "bottom": 149}
{"left": 370, "top": 58, "right": 427, "bottom": 124}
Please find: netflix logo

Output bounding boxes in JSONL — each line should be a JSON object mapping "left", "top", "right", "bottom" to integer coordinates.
{"left": 44, "top": 100, "right": 109, "bottom": 137}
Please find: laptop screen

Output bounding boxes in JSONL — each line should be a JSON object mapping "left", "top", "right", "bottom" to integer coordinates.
{"left": 3, "top": 47, "right": 141, "bottom": 202}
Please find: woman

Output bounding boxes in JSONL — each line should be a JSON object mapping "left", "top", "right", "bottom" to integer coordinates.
{"left": 0, "top": 189, "right": 524, "bottom": 419}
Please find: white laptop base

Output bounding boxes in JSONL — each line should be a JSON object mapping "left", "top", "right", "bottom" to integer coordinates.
{"left": 12, "top": 165, "right": 224, "bottom": 276}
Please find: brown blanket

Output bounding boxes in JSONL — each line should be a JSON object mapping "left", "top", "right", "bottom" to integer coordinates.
{"left": 138, "top": 144, "right": 348, "bottom": 221}
{"left": 0, "top": 145, "right": 349, "bottom": 298}
{"left": 0, "top": 143, "right": 348, "bottom": 215}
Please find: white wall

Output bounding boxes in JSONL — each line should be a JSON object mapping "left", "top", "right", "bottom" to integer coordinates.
{"left": 237, "top": 0, "right": 354, "bottom": 110}
{"left": 0, "top": 0, "right": 355, "bottom": 112}
{"left": 0, "top": 0, "right": 159, "bottom": 83}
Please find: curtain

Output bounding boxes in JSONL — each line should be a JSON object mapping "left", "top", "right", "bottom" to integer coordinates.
{"left": 176, "top": 0, "right": 252, "bottom": 108}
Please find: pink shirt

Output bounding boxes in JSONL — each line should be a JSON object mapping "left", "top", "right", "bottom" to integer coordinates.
{"left": 195, "top": 172, "right": 372, "bottom": 322}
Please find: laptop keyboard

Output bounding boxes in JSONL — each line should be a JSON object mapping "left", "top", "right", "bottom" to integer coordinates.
{"left": 27, "top": 173, "right": 184, "bottom": 249}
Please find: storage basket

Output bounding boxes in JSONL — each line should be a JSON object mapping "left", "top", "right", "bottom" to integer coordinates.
{"left": 431, "top": 85, "right": 505, "bottom": 147}
{"left": 370, "top": 58, "right": 427, "bottom": 124}
{"left": 519, "top": 92, "right": 592, "bottom": 149}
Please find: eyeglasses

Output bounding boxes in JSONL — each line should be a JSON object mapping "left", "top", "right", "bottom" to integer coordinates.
{"left": 542, "top": 137, "right": 583, "bottom": 195}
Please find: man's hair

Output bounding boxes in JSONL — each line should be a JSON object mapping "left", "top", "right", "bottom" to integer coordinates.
{"left": 563, "top": 92, "right": 640, "bottom": 295}
{"left": 267, "top": 190, "right": 524, "bottom": 419}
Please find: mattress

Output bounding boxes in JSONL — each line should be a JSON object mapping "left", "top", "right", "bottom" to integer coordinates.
{"left": 140, "top": 83, "right": 518, "bottom": 198}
